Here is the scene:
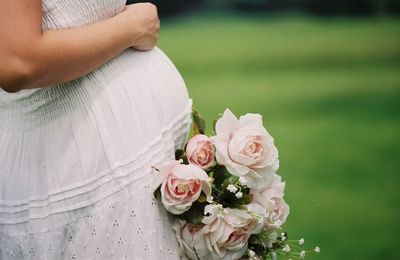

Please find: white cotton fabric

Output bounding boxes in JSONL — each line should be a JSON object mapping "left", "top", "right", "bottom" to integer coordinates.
{"left": 0, "top": 0, "right": 192, "bottom": 259}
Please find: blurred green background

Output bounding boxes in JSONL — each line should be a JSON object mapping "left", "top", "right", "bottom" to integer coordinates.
{"left": 129, "top": 1, "right": 400, "bottom": 259}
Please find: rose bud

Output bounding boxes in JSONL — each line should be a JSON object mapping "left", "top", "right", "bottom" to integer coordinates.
{"left": 186, "top": 134, "right": 216, "bottom": 170}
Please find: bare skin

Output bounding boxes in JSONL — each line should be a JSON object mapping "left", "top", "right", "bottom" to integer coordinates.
{"left": 0, "top": 1, "right": 160, "bottom": 93}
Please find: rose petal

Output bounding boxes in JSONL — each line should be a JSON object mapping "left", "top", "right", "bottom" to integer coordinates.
{"left": 213, "top": 142, "right": 229, "bottom": 165}
{"left": 225, "top": 161, "right": 250, "bottom": 177}
{"left": 215, "top": 109, "right": 240, "bottom": 138}
{"left": 153, "top": 160, "right": 181, "bottom": 189}
{"left": 239, "top": 113, "right": 263, "bottom": 128}
{"left": 173, "top": 164, "right": 209, "bottom": 182}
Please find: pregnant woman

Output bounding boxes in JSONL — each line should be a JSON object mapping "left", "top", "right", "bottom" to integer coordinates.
{"left": 0, "top": 1, "right": 191, "bottom": 259}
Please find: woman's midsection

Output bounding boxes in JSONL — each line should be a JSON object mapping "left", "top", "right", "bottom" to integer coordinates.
{"left": 0, "top": 47, "right": 192, "bottom": 215}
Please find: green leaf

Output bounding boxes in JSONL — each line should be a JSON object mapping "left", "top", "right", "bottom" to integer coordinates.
{"left": 192, "top": 108, "right": 206, "bottom": 135}
{"left": 175, "top": 149, "right": 189, "bottom": 164}
{"left": 178, "top": 201, "right": 207, "bottom": 225}
{"left": 243, "top": 193, "right": 253, "bottom": 204}
{"left": 197, "top": 192, "right": 207, "bottom": 203}
{"left": 213, "top": 119, "right": 218, "bottom": 135}
{"left": 175, "top": 149, "right": 185, "bottom": 160}
{"left": 213, "top": 166, "right": 231, "bottom": 188}
{"left": 153, "top": 186, "right": 161, "bottom": 200}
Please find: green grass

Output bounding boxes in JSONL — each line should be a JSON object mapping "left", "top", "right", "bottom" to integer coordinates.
{"left": 159, "top": 14, "right": 400, "bottom": 259}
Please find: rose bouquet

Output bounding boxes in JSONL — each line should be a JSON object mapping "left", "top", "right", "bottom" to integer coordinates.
{"left": 153, "top": 109, "right": 319, "bottom": 259}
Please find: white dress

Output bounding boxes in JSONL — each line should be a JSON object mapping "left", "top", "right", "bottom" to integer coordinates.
{"left": 0, "top": 0, "right": 192, "bottom": 259}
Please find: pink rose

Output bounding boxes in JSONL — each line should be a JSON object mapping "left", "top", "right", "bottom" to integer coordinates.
{"left": 248, "top": 174, "right": 289, "bottom": 228}
{"left": 193, "top": 205, "right": 258, "bottom": 260}
{"left": 156, "top": 160, "right": 211, "bottom": 215}
{"left": 172, "top": 219, "right": 204, "bottom": 260}
{"left": 186, "top": 134, "right": 216, "bottom": 169}
{"left": 211, "top": 109, "right": 279, "bottom": 189}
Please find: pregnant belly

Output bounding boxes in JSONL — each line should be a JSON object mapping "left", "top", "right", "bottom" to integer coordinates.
{"left": 87, "top": 46, "right": 190, "bottom": 134}
{"left": 98, "top": 47, "right": 190, "bottom": 124}
{"left": 77, "top": 46, "right": 192, "bottom": 162}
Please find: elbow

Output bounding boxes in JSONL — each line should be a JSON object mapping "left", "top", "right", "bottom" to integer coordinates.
{"left": 1, "top": 83, "right": 23, "bottom": 94}
{"left": 0, "top": 58, "right": 36, "bottom": 93}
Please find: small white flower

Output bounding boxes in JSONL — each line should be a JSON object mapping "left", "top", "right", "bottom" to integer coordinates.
{"left": 275, "top": 219, "right": 282, "bottom": 227}
{"left": 248, "top": 249, "right": 256, "bottom": 257}
{"left": 314, "top": 246, "right": 320, "bottom": 253}
{"left": 239, "top": 177, "right": 248, "bottom": 185}
{"left": 282, "top": 245, "right": 291, "bottom": 252}
{"left": 300, "top": 250, "right": 306, "bottom": 259}
{"left": 270, "top": 213, "right": 279, "bottom": 222}
{"left": 227, "top": 184, "right": 238, "bottom": 193}
{"left": 235, "top": 191, "right": 243, "bottom": 199}
{"left": 281, "top": 235, "right": 287, "bottom": 241}
{"left": 271, "top": 252, "right": 277, "bottom": 260}
{"left": 206, "top": 195, "right": 214, "bottom": 203}
{"left": 299, "top": 238, "right": 305, "bottom": 245}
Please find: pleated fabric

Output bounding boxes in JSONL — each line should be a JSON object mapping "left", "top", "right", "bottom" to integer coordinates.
{"left": 0, "top": 0, "right": 192, "bottom": 259}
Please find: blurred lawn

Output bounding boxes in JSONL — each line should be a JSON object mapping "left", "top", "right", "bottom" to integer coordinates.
{"left": 159, "top": 14, "right": 400, "bottom": 259}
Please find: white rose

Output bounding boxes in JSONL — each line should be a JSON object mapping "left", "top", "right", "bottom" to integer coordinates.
{"left": 211, "top": 109, "right": 279, "bottom": 189}
{"left": 172, "top": 219, "right": 204, "bottom": 260}
{"left": 193, "top": 205, "right": 259, "bottom": 260}
{"left": 248, "top": 174, "right": 289, "bottom": 228}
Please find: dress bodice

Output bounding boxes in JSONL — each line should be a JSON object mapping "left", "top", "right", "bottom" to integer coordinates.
{"left": 42, "top": 0, "right": 126, "bottom": 31}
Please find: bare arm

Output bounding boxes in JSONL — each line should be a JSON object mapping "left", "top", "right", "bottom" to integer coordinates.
{"left": 0, "top": 1, "right": 160, "bottom": 93}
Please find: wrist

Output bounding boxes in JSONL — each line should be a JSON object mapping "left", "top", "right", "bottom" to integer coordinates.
{"left": 116, "top": 10, "right": 142, "bottom": 47}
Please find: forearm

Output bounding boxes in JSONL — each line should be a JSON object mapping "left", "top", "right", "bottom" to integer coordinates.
{"left": 32, "top": 12, "right": 137, "bottom": 89}
{"left": 0, "top": 12, "right": 138, "bottom": 92}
